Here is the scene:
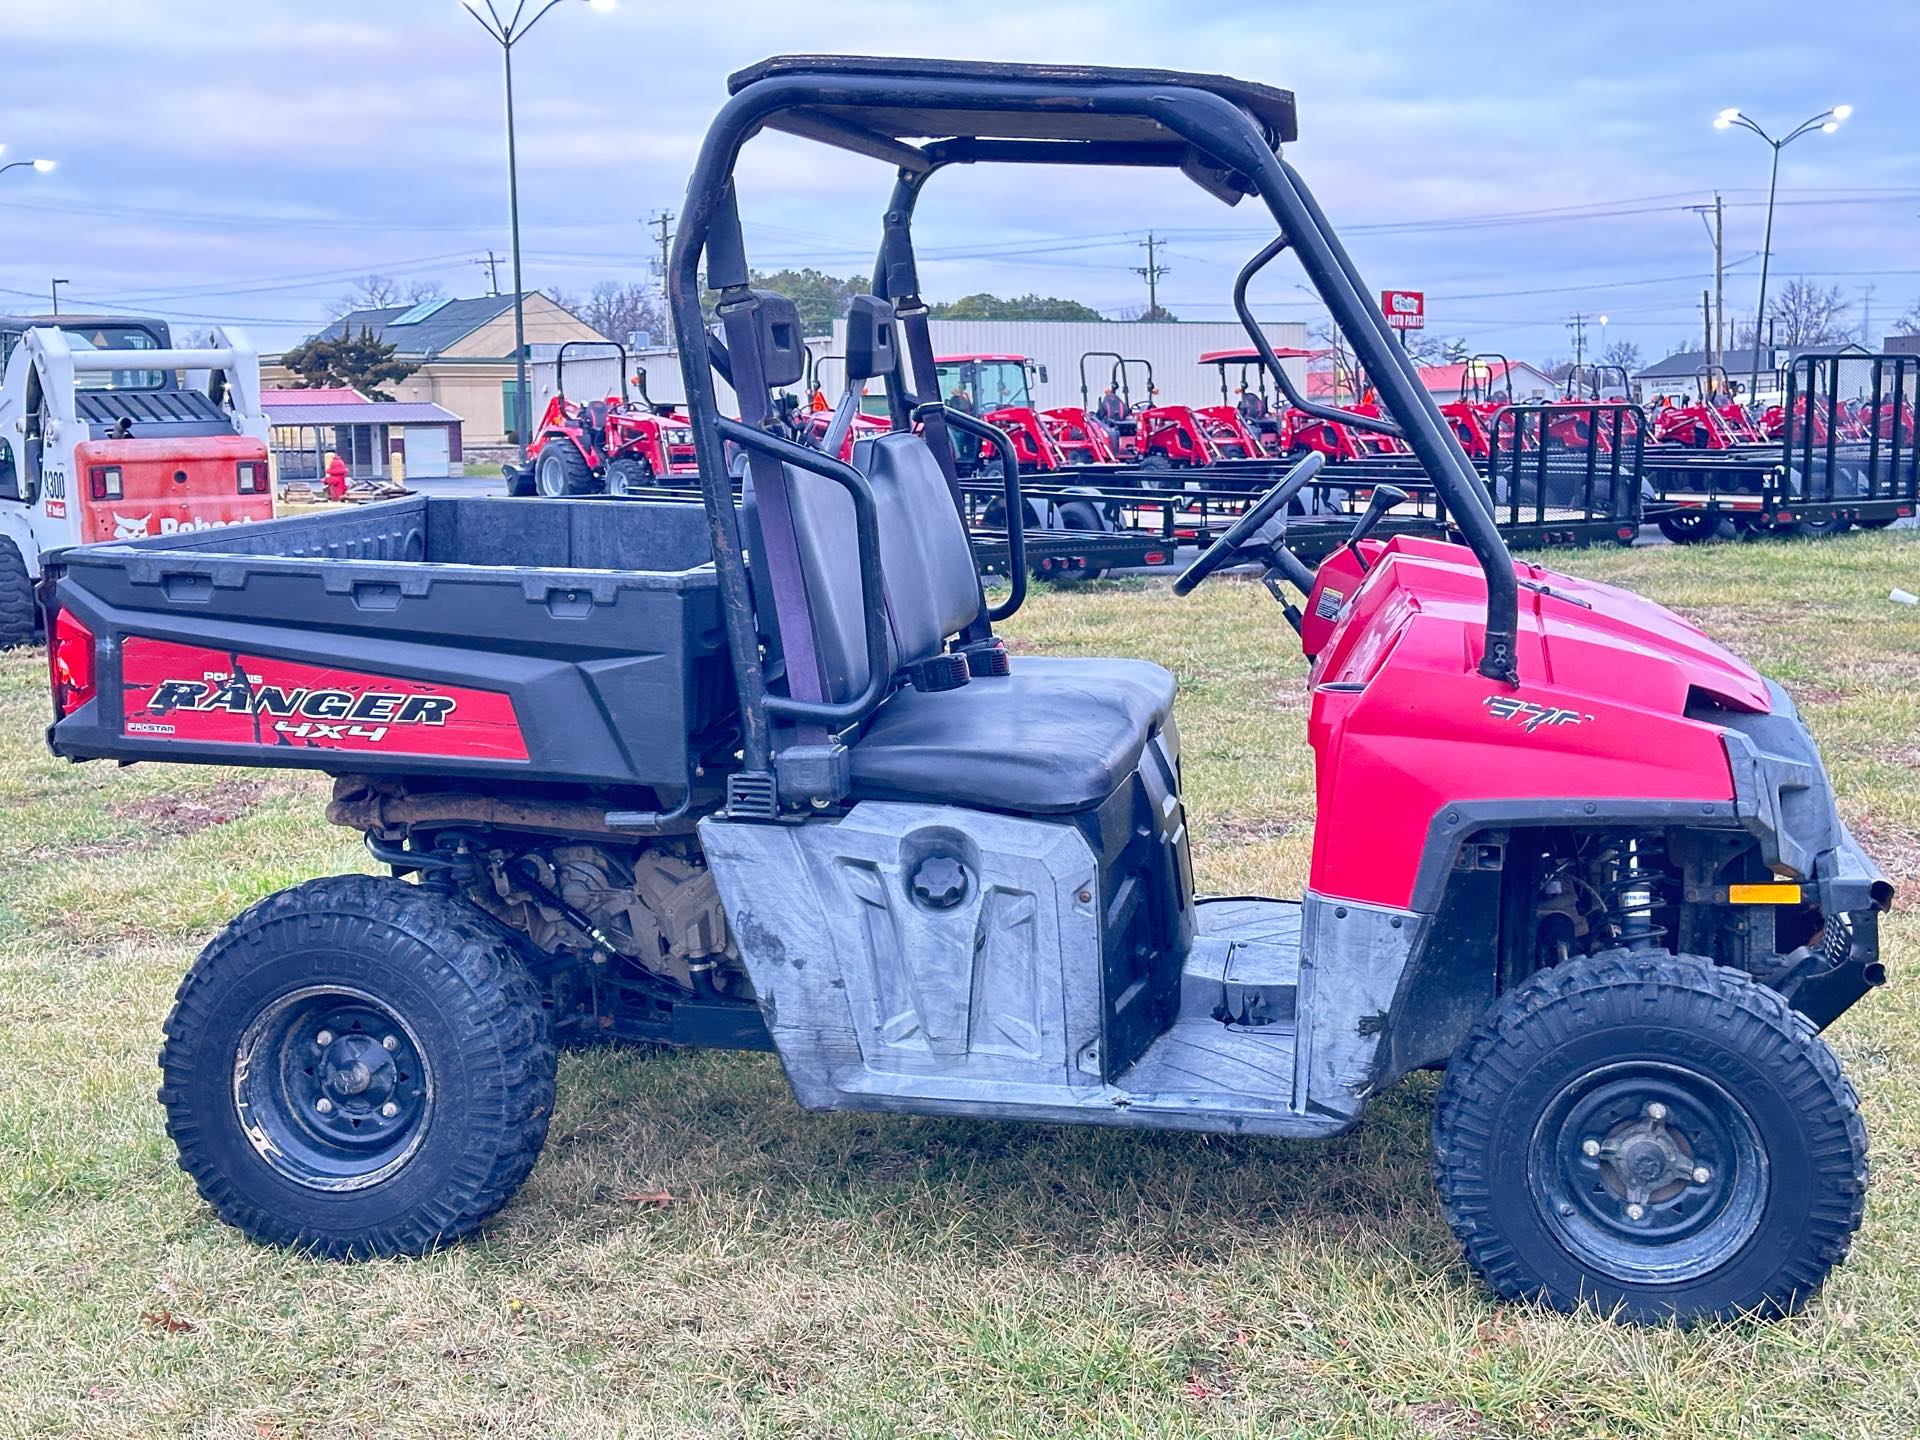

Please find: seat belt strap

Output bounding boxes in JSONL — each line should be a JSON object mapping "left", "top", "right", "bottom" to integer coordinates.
{"left": 716, "top": 293, "right": 829, "bottom": 745}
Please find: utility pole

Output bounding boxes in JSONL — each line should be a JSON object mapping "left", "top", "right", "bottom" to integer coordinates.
{"left": 1860, "top": 283, "right": 1875, "bottom": 348}
{"left": 1567, "top": 311, "right": 1591, "bottom": 372}
{"left": 49, "top": 277, "right": 67, "bottom": 315}
{"left": 648, "top": 211, "right": 675, "bottom": 283}
{"left": 1687, "top": 192, "right": 1726, "bottom": 370}
{"left": 473, "top": 251, "right": 503, "bottom": 297}
{"left": 1703, "top": 290, "right": 1714, "bottom": 361}
{"left": 1133, "top": 233, "right": 1169, "bottom": 320}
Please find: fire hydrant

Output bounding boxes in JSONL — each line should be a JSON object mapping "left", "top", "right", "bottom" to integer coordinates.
{"left": 323, "top": 453, "right": 350, "bottom": 503}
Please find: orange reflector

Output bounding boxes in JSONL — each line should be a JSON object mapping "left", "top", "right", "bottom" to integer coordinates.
{"left": 1729, "top": 883, "right": 1803, "bottom": 905}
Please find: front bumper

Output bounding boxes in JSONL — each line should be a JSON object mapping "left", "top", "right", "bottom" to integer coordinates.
{"left": 1719, "top": 680, "right": 1894, "bottom": 1026}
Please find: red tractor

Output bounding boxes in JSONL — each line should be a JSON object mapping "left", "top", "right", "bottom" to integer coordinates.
{"left": 1077, "top": 350, "right": 1156, "bottom": 459}
{"left": 508, "top": 343, "right": 696, "bottom": 497}
{"left": 934, "top": 353, "right": 1069, "bottom": 472}
{"left": 1437, "top": 353, "right": 1521, "bottom": 460}
{"left": 1281, "top": 401, "right": 1411, "bottom": 462}
{"left": 1199, "top": 345, "right": 1318, "bottom": 455}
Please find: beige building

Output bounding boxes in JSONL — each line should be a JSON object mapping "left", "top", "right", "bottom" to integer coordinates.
{"left": 266, "top": 293, "right": 611, "bottom": 448}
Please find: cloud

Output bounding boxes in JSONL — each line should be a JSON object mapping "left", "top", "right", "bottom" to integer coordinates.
{"left": 0, "top": 0, "right": 1910, "bottom": 356}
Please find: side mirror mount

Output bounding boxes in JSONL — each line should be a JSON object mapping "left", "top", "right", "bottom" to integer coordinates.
{"left": 1346, "top": 484, "right": 1410, "bottom": 569}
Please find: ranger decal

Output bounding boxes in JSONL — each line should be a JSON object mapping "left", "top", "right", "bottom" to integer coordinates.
{"left": 120, "top": 638, "right": 528, "bottom": 760}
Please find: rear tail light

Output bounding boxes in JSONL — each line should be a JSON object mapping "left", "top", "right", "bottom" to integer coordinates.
{"left": 88, "top": 465, "right": 123, "bottom": 500}
{"left": 49, "top": 608, "right": 97, "bottom": 717}
{"left": 236, "top": 460, "right": 267, "bottom": 493}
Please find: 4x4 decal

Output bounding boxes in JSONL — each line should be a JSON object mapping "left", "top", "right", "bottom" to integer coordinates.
{"left": 1483, "top": 694, "right": 1595, "bottom": 733}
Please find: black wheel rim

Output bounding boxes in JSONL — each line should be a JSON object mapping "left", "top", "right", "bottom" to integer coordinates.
{"left": 233, "top": 985, "right": 434, "bottom": 1192}
{"left": 1529, "top": 1061, "right": 1768, "bottom": 1286}
{"left": 1663, "top": 512, "right": 1713, "bottom": 538}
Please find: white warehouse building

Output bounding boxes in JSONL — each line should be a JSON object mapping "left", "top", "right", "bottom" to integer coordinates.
{"left": 606, "top": 320, "right": 1311, "bottom": 416}
{"left": 824, "top": 318, "right": 1312, "bottom": 410}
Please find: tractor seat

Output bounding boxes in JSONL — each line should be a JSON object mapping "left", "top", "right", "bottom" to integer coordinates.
{"left": 847, "top": 655, "right": 1176, "bottom": 814}
{"left": 584, "top": 400, "right": 610, "bottom": 445}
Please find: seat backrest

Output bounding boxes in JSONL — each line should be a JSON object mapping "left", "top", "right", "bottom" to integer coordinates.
{"left": 744, "top": 430, "right": 981, "bottom": 708}
{"left": 856, "top": 430, "right": 982, "bottom": 665}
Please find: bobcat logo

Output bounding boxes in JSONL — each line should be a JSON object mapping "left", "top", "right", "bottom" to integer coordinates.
{"left": 111, "top": 513, "right": 153, "bottom": 540}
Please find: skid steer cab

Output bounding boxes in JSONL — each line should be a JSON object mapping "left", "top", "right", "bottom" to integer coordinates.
{"left": 44, "top": 57, "right": 1893, "bottom": 1327}
{"left": 0, "top": 315, "right": 271, "bottom": 646}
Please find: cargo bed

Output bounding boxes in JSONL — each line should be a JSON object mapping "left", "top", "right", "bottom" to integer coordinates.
{"left": 44, "top": 497, "right": 735, "bottom": 801}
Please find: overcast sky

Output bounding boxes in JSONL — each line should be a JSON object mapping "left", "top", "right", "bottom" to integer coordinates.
{"left": 1, "top": 0, "right": 1911, "bottom": 365}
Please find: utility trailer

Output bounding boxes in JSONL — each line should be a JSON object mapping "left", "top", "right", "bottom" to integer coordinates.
{"left": 987, "top": 398, "right": 1646, "bottom": 565}
{"left": 1644, "top": 354, "right": 1918, "bottom": 542}
{"left": 42, "top": 57, "right": 1892, "bottom": 1326}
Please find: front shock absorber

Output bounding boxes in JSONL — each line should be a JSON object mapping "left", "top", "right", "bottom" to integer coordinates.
{"left": 1594, "top": 835, "right": 1673, "bottom": 952}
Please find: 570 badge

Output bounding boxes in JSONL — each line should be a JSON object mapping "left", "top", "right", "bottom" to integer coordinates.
{"left": 119, "top": 638, "right": 528, "bottom": 760}
{"left": 1482, "top": 693, "right": 1596, "bottom": 734}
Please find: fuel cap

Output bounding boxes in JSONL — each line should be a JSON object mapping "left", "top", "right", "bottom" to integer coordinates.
{"left": 909, "top": 855, "right": 969, "bottom": 910}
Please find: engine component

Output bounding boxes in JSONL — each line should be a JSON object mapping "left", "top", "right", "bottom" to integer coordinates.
{"left": 471, "top": 841, "right": 741, "bottom": 996}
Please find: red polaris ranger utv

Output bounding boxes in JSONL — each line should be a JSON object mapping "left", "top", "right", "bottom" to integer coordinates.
{"left": 41, "top": 59, "right": 1890, "bottom": 1324}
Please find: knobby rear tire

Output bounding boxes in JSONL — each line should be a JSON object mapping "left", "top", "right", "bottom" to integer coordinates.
{"left": 159, "top": 875, "right": 556, "bottom": 1258}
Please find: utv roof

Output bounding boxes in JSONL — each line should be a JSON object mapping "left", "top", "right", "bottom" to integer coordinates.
{"left": 727, "top": 55, "right": 1297, "bottom": 161}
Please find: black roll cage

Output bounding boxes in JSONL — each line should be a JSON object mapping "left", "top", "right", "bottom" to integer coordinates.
{"left": 1079, "top": 350, "right": 1154, "bottom": 411}
{"left": 668, "top": 59, "right": 1520, "bottom": 778}
{"left": 554, "top": 339, "right": 631, "bottom": 405}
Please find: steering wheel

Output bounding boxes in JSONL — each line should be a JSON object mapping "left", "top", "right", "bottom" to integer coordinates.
{"left": 1173, "top": 451, "right": 1326, "bottom": 596}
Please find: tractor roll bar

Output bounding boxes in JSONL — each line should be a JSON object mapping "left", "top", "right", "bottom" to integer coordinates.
{"left": 915, "top": 400, "right": 1027, "bottom": 621}
{"left": 714, "top": 417, "right": 892, "bottom": 727}
{"left": 554, "top": 339, "right": 630, "bottom": 404}
{"left": 1080, "top": 350, "right": 1125, "bottom": 410}
{"left": 1077, "top": 350, "right": 1152, "bottom": 411}
{"left": 1466, "top": 353, "right": 1513, "bottom": 406}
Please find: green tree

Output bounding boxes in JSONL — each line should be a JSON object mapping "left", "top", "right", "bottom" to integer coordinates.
{"left": 930, "top": 292, "right": 1106, "bottom": 321}
{"left": 1133, "top": 303, "right": 1179, "bottom": 323}
{"left": 280, "top": 328, "right": 418, "bottom": 401}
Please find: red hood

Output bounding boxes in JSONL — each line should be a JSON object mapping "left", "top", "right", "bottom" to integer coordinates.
{"left": 1512, "top": 556, "right": 1770, "bottom": 713}
{"left": 1310, "top": 536, "right": 1772, "bottom": 716}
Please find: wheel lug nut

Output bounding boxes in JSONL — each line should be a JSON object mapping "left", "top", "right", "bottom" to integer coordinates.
{"left": 1625, "top": 1202, "right": 1645, "bottom": 1221}
{"left": 380, "top": 1101, "right": 399, "bottom": 1118}
{"left": 315, "top": 1030, "right": 334, "bottom": 1047}
{"left": 382, "top": 1035, "right": 400, "bottom": 1052}
{"left": 1581, "top": 1139, "right": 1601, "bottom": 1158}
{"left": 1644, "top": 1102, "right": 1668, "bottom": 1121}
{"left": 1692, "top": 1165, "right": 1711, "bottom": 1184}
{"left": 315, "top": 1097, "right": 334, "bottom": 1114}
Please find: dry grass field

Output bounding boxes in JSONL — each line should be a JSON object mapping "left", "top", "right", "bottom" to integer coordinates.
{"left": 1, "top": 530, "right": 1917, "bottom": 1438}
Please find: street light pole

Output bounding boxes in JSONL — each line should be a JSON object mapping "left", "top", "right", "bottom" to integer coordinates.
{"left": 461, "top": 0, "right": 615, "bottom": 460}
{"left": 0, "top": 157, "right": 57, "bottom": 179}
{"left": 1715, "top": 104, "right": 1850, "bottom": 402}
